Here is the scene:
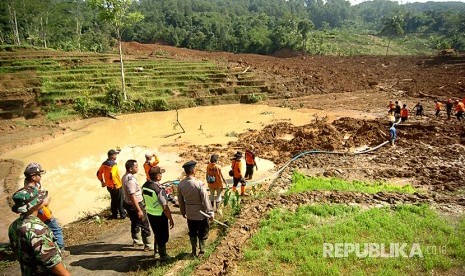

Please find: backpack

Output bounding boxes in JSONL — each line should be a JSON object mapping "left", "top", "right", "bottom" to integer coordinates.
{"left": 207, "top": 175, "right": 216, "bottom": 183}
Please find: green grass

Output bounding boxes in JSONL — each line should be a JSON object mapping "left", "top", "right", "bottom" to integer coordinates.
{"left": 289, "top": 172, "right": 417, "bottom": 194}
{"left": 45, "top": 107, "right": 79, "bottom": 122}
{"left": 241, "top": 204, "right": 465, "bottom": 276}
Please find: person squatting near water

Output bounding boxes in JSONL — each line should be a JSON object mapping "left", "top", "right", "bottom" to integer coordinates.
{"left": 9, "top": 186, "right": 71, "bottom": 276}
{"left": 142, "top": 166, "right": 174, "bottom": 261}
{"left": 97, "top": 149, "right": 126, "bottom": 219}
{"left": 178, "top": 160, "right": 214, "bottom": 258}
{"left": 23, "top": 163, "right": 68, "bottom": 255}
{"left": 122, "top": 159, "right": 154, "bottom": 251}
{"left": 245, "top": 147, "right": 258, "bottom": 180}
{"left": 206, "top": 154, "right": 227, "bottom": 211}
{"left": 231, "top": 151, "right": 248, "bottom": 196}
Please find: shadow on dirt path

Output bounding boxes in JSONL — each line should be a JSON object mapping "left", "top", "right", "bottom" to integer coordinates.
{"left": 2, "top": 206, "right": 188, "bottom": 276}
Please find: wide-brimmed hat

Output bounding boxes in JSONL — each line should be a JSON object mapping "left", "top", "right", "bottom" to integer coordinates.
{"left": 233, "top": 151, "right": 243, "bottom": 159}
{"left": 24, "top": 162, "right": 46, "bottom": 178}
{"left": 11, "top": 186, "right": 48, "bottom": 214}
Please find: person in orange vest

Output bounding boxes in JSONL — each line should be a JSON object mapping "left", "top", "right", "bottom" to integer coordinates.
{"left": 455, "top": 100, "right": 465, "bottom": 120}
{"left": 387, "top": 101, "right": 395, "bottom": 115}
{"left": 97, "top": 149, "right": 126, "bottom": 219}
{"left": 206, "top": 154, "right": 227, "bottom": 210}
{"left": 143, "top": 151, "right": 160, "bottom": 181}
{"left": 434, "top": 100, "right": 443, "bottom": 117}
{"left": 231, "top": 151, "right": 247, "bottom": 196}
{"left": 244, "top": 147, "right": 258, "bottom": 180}
{"left": 23, "top": 163, "right": 68, "bottom": 255}
{"left": 400, "top": 104, "right": 409, "bottom": 123}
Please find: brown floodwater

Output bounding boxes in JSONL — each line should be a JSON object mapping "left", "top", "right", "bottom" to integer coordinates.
{"left": 0, "top": 104, "right": 373, "bottom": 242}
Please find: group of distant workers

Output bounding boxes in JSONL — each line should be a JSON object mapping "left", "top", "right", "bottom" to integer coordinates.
{"left": 8, "top": 146, "right": 258, "bottom": 275}
{"left": 387, "top": 98, "right": 465, "bottom": 146}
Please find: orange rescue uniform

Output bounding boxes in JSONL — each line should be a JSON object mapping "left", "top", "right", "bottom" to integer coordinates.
{"left": 456, "top": 102, "right": 465, "bottom": 112}
{"left": 231, "top": 159, "right": 242, "bottom": 178}
{"left": 206, "top": 163, "right": 223, "bottom": 190}
{"left": 143, "top": 156, "right": 160, "bottom": 181}
{"left": 400, "top": 108, "right": 409, "bottom": 118}
{"left": 436, "top": 102, "right": 443, "bottom": 111}
{"left": 96, "top": 160, "right": 122, "bottom": 189}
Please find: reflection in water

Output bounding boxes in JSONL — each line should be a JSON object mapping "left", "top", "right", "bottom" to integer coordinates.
{"left": 0, "top": 104, "right": 366, "bottom": 242}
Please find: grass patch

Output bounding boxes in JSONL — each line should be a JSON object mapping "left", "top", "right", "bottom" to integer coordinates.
{"left": 45, "top": 107, "right": 79, "bottom": 122}
{"left": 241, "top": 204, "right": 465, "bottom": 276}
{"left": 289, "top": 172, "right": 416, "bottom": 194}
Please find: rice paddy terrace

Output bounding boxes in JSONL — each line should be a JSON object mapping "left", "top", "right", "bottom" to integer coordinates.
{"left": 0, "top": 47, "right": 269, "bottom": 119}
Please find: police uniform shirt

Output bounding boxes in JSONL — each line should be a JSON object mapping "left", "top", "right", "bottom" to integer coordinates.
{"left": 178, "top": 176, "right": 212, "bottom": 220}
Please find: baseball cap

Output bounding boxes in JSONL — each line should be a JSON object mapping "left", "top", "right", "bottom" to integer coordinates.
{"left": 11, "top": 186, "right": 48, "bottom": 214}
{"left": 24, "top": 162, "right": 46, "bottom": 177}
{"left": 107, "top": 149, "right": 120, "bottom": 157}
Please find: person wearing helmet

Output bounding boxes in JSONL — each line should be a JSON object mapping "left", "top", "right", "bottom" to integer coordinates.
{"left": 9, "top": 186, "right": 70, "bottom": 276}
{"left": 23, "top": 163, "right": 68, "bottom": 255}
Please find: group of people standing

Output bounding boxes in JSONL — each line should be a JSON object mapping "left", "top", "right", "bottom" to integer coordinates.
{"left": 388, "top": 98, "right": 465, "bottom": 122}
{"left": 8, "top": 146, "right": 258, "bottom": 275}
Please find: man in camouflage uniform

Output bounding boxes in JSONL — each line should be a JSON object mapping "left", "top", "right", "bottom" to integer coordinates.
{"left": 8, "top": 186, "right": 70, "bottom": 276}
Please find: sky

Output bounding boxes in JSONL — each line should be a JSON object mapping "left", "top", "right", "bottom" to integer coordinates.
{"left": 349, "top": 0, "right": 465, "bottom": 5}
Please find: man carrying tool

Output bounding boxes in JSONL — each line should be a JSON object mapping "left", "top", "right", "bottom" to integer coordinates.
{"left": 9, "top": 186, "right": 70, "bottom": 276}
{"left": 23, "top": 162, "right": 68, "bottom": 255}
{"left": 231, "top": 151, "right": 247, "bottom": 196}
{"left": 206, "top": 154, "right": 227, "bottom": 211}
{"left": 244, "top": 146, "right": 258, "bottom": 180}
{"left": 142, "top": 166, "right": 174, "bottom": 261}
{"left": 178, "top": 160, "right": 214, "bottom": 258}
{"left": 143, "top": 151, "right": 160, "bottom": 181}
{"left": 97, "top": 148, "right": 126, "bottom": 219}
{"left": 122, "top": 159, "right": 154, "bottom": 250}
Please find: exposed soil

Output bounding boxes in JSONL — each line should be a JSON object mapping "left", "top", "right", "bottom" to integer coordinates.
{"left": 1, "top": 43, "right": 465, "bottom": 275}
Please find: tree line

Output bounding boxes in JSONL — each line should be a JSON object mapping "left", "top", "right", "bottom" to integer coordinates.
{"left": 1, "top": 0, "right": 464, "bottom": 55}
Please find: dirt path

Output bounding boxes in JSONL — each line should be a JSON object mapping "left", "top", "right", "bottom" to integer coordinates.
{"left": 1, "top": 206, "right": 188, "bottom": 276}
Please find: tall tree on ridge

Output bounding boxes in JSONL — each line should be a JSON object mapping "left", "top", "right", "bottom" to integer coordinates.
{"left": 88, "top": 0, "right": 143, "bottom": 101}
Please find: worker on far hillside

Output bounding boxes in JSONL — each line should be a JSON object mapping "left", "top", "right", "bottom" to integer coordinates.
{"left": 400, "top": 104, "right": 409, "bottom": 123}
{"left": 455, "top": 100, "right": 465, "bottom": 120}
{"left": 387, "top": 101, "right": 395, "bottom": 115}
{"left": 435, "top": 100, "right": 443, "bottom": 117}
{"left": 446, "top": 99, "right": 453, "bottom": 120}
{"left": 394, "top": 101, "right": 401, "bottom": 122}
{"left": 389, "top": 122, "right": 397, "bottom": 146}
{"left": 413, "top": 102, "right": 423, "bottom": 117}
{"left": 143, "top": 151, "right": 160, "bottom": 181}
